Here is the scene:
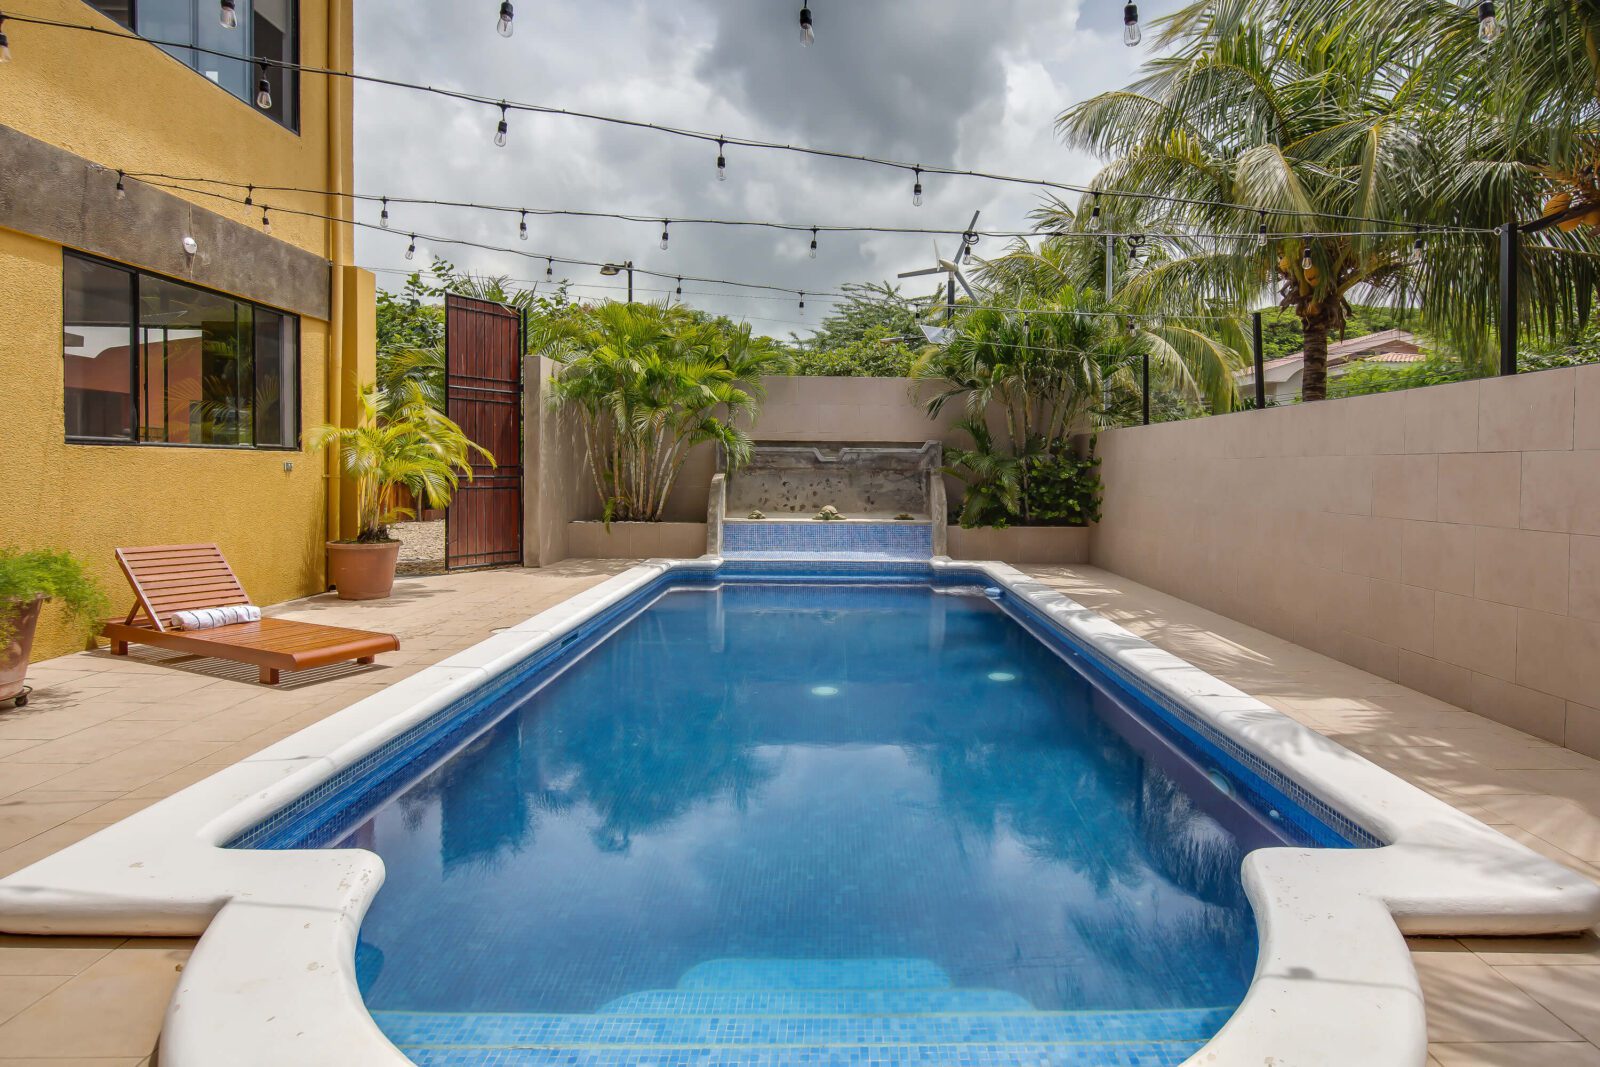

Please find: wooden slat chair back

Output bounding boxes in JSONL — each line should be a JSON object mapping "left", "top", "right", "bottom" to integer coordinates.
{"left": 116, "top": 544, "right": 252, "bottom": 633}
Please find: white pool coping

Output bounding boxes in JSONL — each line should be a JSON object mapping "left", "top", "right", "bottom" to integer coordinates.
{"left": 1, "top": 558, "right": 1596, "bottom": 1067}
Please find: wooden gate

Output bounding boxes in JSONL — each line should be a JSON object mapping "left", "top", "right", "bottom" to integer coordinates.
{"left": 444, "top": 294, "right": 523, "bottom": 570}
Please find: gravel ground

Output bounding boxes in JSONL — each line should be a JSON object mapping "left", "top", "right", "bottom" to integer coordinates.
{"left": 393, "top": 520, "right": 446, "bottom": 571}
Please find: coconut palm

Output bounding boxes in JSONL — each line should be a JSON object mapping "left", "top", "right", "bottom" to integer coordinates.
{"left": 1058, "top": 9, "right": 1445, "bottom": 398}
{"left": 308, "top": 382, "right": 494, "bottom": 542}
{"left": 536, "top": 302, "right": 787, "bottom": 523}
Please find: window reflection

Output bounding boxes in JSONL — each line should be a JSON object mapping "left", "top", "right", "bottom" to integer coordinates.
{"left": 63, "top": 257, "right": 137, "bottom": 441}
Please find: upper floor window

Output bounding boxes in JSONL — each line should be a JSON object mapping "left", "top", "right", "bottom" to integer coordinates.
{"left": 64, "top": 251, "right": 301, "bottom": 449}
{"left": 85, "top": 0, "right": 298, "bottom": 129}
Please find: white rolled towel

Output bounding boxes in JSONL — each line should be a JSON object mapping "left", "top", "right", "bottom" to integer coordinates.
{"left": 173, "top": 604, "right": 261, "bottom": 630}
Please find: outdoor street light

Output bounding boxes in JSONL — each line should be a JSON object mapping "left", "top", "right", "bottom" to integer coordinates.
{"left": 600, "top": 260, "right": 635, "bottom": 302}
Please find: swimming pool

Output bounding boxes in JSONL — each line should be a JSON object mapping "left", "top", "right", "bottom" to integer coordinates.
{"left": 230, "top": 564, "right": 1369, "bottom": 1065}
{"left": 3, "top": 557, "right": 1595, "bottom": 1067}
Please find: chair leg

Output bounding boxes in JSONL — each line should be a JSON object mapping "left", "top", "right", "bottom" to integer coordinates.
{"left": 357, "top": 655, "right": 375, "bottom": 665}
{"left": 259, "top": 667, "right": 281, "bottom": 685}
{"left": 110, "top": 640, "right": 128, "bottom": 656}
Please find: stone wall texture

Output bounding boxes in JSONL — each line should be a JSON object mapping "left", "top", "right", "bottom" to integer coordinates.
{"left": 1090, "top": 366, "right": 1600, "bottom": 754}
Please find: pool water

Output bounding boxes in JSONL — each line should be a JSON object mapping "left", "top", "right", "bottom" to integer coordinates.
{"left": 248, "top": 573, "right": 1363, "bottom": 1065}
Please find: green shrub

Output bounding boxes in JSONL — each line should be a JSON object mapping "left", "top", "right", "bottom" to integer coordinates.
{"left": 1021, "top": 447, "right": 1104, "bottom": 527}
{"left": 0, "top": 548, "right": 109, "bottom": 647}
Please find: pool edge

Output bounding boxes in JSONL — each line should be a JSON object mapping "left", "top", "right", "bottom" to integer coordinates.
{"left": 0, "top": 555, "right": 1594, "bottom": 1067}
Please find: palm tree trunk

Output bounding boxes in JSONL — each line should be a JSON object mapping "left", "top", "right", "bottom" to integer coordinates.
{"left": 1301, "top": 321, "right": 1329, "bottom": 402}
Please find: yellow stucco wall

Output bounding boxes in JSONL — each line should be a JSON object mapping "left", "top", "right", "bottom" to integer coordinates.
{"left": 0, "top": 0, "right": 364, "bottom": 659}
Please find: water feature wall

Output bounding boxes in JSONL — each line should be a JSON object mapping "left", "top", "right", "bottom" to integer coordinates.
{"left": 712, "top": 442, "right": 946, "bottom": 559}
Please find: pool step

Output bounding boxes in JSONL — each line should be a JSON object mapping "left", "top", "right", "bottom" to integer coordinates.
{"left": 597, "top": 986, "right": 1035, "bottom": 1015}
{"left": 374, "top": 1006, "right": 1231, "bottom": 1048}
{"left": 677, "top": 956, "right": 951, "bottom": 991}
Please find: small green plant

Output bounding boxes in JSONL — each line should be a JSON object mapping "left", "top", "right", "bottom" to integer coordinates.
{"left": 747, "top": 510, "right": 767, "bottom": 520}
{"left": 309, "top": 382, "right": 493, "bottom": 543}
{"left": 1021, "top": 446, "right": 1104, "bottom": 526}
{"left": 0, "top": 548, "right": 109, "bottom": 646}
{"left": 894, "top": 513, "right": 915, "bottom": 521}
{"left": 814, "top": 506, "right": 844, "bottom": 521}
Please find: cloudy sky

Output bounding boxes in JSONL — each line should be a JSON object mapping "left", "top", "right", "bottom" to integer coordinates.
{"left": 353, "top": 0, "right": 1176, "bottom": 337}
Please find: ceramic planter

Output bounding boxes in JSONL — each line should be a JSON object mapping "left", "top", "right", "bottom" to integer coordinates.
{"left": 0, "top": 597, "right": 44, "bottom": 707}
{"left": 326, "top": 541, "right": 401, "bottom": 601}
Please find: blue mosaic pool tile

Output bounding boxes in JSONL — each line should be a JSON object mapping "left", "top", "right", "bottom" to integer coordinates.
{"left": 722, "top": 521, "right": 933, "bottom": 560}
{"left": 679, "top": 959, "right": 951, "bottom": 991}
{"left": 398, "top": 1041, "right": 1206, "bottom": 1066}
{"left": 595, "top": 989, "right": 1035, "bottom": 1015}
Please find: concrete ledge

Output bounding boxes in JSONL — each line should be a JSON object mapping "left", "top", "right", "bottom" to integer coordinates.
{"left": 947, "top": 526, "right": 1089, "bottom": 564}
{"left": 567, "top": 521, "right": 708, "bottom": 559}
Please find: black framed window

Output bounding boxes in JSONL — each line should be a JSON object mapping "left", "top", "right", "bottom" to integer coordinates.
{"left": 64, "top": 252, "right": 301, "bottom": 449}
{"left": 84, "top": 0, "right": 298, "bottom": 130}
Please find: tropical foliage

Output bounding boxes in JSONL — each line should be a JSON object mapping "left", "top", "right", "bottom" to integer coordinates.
{"left": 789, "top": 282, "right": 934, "bottom": 377}
{"left": 309, "top": 383, "right": 494, "bottom": 543}
{"left": 0, "top": 548, "right": 108, "bottom": 647}
{"left": 536, "top": 302, "right": 788, "bottom": 523}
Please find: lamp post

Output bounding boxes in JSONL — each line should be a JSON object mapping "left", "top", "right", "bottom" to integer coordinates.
{"left": 600, "top": 260, "right": 634, "bottom": 302}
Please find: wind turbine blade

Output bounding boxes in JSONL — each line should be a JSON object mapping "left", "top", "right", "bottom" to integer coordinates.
{"left": 898, "top": 267, "right": 944, "bottom": 278}
{"left": 953, "top": 270, "right": 980, "bottom": 303}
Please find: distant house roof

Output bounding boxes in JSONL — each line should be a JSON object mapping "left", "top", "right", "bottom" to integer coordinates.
{"left": 1237, "top": 328, "right": 1422, "bottom": 384}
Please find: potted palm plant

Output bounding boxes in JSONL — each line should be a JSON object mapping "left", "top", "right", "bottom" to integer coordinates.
{"left": 310, "top": 382, "right": 492, "bottom": 600}
{"left": 0, "top": 548, "right": 108, "bottom": 708}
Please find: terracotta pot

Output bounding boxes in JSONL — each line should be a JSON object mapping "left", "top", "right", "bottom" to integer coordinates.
{"left": 0, "top": 597, "right": 44, "bottom": 706}
{"left": 327, "top": 541, "right": 401, "bottom": 601}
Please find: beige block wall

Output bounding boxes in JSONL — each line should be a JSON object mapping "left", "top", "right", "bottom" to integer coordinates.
{"left": 1090, "top": 366, "right": 1600, "bottom": 753}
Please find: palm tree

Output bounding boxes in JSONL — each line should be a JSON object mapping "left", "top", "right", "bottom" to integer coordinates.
{"left": 308, "top": 382, "right": 493, "bottom": 542}
{"left": 534, "top": 302, "right": 787, "bottom": 522}
{"left": 1058, "top": 9, "right": 1441, "bottom": 398}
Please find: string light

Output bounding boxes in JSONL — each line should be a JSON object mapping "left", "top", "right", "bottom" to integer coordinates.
{"left": 380, "top": 196, "right": 389, "bottom": 228}
{"left": 912, "top": 167, "right": 924, "bottom": 208}
{"left": 1478, "top": 0, "right": 1500, "bottom": 43}
{"left": 798, "top": 291, "right": 806, "bottom": 312}
{"left": 1126, "top": 315, "right": 1137, "bottom": 334}
{"left": 1411, "top": 229, "right": 1425, "bottom": 263}
{"left": 1301, "top": 244, "right": 1314, "bottom": 271}
{"left": 261, "top": 206, "right": 272, "bottom": 235}
{"left": 676, "top": 277, "right": 683, "bottom": 298}
{"left": 545, "top": 257, "right": 554, "bottom": 279}
{"left": 244, "top": 183, "right": 254, "bottom": 206}
{"left": 255, "top": 63, "right": 272, "bottom": 110}
{"left": 406, "top": 234, "right": 417, "bottom": 260}
{"left": 497, "top": 1, "right": 514, "bottom": 38}
{"left": 494, "top": 103, "right": 508, "bottom": 147}
{"left": 115, "top": 170, "right": 126, "bottom": 201}
{"left": 799, "top": 5, "right": 814, "bottom": 46}
{"left": 660, "top": 220, "right": 670, "bottom": 251}
{"left": 219, "top": 0, "right": 237, "bottom": 29}
{"left": 810, "top": 227, "right": 819, "bottom": 259}
{"left": 1088, "top": 194, "right": 1101, "bottom": 230}
{"left": 1256, "top": 212, "right": 1267, "bottom": 246}
{"left": 1123, "top": 3, "right": 1141, "bottom": 46}
{"left": 519, "top": 210, "right": 529, "bottom": 240}
{"left": 0, "top": 14, "right": 10, "bottom": 63}
{"left": 715, "top": 139, "right": 728, "bottom": 182}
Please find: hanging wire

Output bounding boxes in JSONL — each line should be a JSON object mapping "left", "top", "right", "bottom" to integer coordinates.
{"left": 2, "top": 9, "right": 1491, "bottom": 234}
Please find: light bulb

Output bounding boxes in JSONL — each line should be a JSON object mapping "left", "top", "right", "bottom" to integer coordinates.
{"left": 1089, "top": 201, "right": 1101, "bottom": 230}
{"left": 244, "top": 185, "right": 254, "bottom": 206}
{"left": 716, "top": 144, "right": 728, "bottom": 182}
{"left": 115, "top": 172, "right": 127, "bottom": 201}
{"left": 546, "top": 258, "right": 554, "bottom": 279}
{"left": 799, "top": 6, "right": 814, "bottom": 46}
{"left": 0, "top": 23, "right": 11, "bottom": 63}
{"left": 1123, "top": 3, "right": 1141, "bottom": 46}
{"left": 497, "top": 1, "right": 514, "bottom": 38}
{"left": 494, "top": 105, "right": 508, "bottom": 147}
{"left": 255, "top": 68, "right": 273, "bottom": 110}
{"left": 676, "top": 277, "right": 683, "bottom": 298}
{"left": 1411, "top": 233, "right": 1425, "bottom": 264}
{"left": 1126, "top": 316, "right": 1137, "bottom": 335}
{"left": 1257, "top": 214, "right": 1268, "bottom": 246}
{"left": 261, "top": 208, "right": 272, "bottom": 235}
{"left": 406, "top": 236, "right": 416, "bottom": 261}
{"left": 1478, "top": 1, "right": 1500, "bottom": 42}
{"left": 1301, "top": 246, "right": 1313, "bottom": 271}
{"left": 913, "top": 168, "right": 924, "bottom": 207}
{"left": 799, "top": 292, "right": 806, "bottom": 312}
{"left": 519, "top": 212, "right": 528, "bottom": 241}
{"left": 379, "top": 198, "right": 389, "bottom": 228}
{"left": 660, "top": 221, "right": 670, "bottom": 251}
{"left": 220, "top": 0, "right": 237, "bottom": 28}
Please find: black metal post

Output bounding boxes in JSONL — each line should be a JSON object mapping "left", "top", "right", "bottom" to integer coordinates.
{"left": 1141, "top": 352, "right": 1150, "bottom": 425}
{"left": 626, "top": 261, "right": 634, "bottom": 303}
{"left": 1499, "top": 223, "right": 1519, "bottom": 375}
{"left": 946, "top": 275, "right": 955, "bottom": 323}
{"left": 1252, "top": 311, "right": 1265, "bottom": 409}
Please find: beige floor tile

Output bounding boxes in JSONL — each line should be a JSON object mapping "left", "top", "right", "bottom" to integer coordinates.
{"left": 0, "top": 975, "right": 69, "bottom": 1026}
{"left": 0, "top": 1059, "right": 146, "bottom": 1066}
{"left": 1459, "top": 933, "right": 1600, "bottom": 967}
{"left": 0, "top": 936, "right": 124, "bottom": 976}
{"left": 1412, "top": 936, "right": 1581, "bottom": 1041}
{"left": 1430, "top": 1042, "right": 1600, "bottom": 1066}
{"left": 1494, "top": 966, "right": 1600, "bottom": 1046}
{"left": 0, "top": 940, "right": 191, "bottom": 1059}
{"left": 0, "top": 798, "right": 107, "bottom": 851}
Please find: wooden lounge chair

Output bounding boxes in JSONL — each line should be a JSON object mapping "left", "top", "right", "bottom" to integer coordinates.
{"left": 102, "top": 544, "right": 400, "bottom": 684}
